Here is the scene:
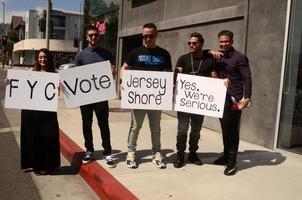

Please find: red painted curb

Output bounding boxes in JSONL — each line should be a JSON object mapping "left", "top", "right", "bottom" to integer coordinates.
{"left": 59, "top": 129, "right": 139, "bottom": 200}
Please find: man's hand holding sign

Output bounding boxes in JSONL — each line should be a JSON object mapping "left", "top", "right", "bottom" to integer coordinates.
{"left": 59, "top": 61, "right": 117, "bottom": 108}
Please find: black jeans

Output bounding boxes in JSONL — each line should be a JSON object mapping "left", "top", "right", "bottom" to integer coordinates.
{"left": 80, "top": 101, "right": 112, "bottom": 156}
{"left": 176, "top": 111, "right": 204, "bottom": 154}
{"left": 219, "top": 99, "right": 242, "bottom": 163}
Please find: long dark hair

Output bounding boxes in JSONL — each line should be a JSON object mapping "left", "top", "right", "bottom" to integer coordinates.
{"left": 33, "top": 48, "right": 55, "bottom": 72}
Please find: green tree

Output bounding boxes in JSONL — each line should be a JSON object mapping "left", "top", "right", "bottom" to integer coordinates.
{"left": 8, "top": 31, "right": 19, "bottom": 43}
{"left": 82, "top": 0, "right": 118, "bottom": 56}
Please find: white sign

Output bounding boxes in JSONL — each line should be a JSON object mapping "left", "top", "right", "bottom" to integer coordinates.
{"left": 121, "top": 70, "right": 174, "bottom": 110}
{"left": 59, "top": 61, "right": 117, "bottom": 108}
{"left": 174, "top": 74, "right": 226, "bottom": 118}
{"left": 5, "top": 69, "right": 59, "bottom": 112}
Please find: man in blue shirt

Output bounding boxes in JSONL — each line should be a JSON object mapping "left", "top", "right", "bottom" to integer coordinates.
{"left": 74, "top": 25, "right": 116, "bottom": 168}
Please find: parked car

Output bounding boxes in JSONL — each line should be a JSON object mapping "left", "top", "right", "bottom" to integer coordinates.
{"left": 58, "top": 62, "right": 76, "bottom": 70}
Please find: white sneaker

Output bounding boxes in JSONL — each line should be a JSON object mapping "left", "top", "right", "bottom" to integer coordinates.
{"left": 152, "top": 152, "right": 166, "bottom": 169}
{"left": 104, "top": 154, "right": 116, "bottom": 168}
{"left": 126, "top": 152, "right": 137, "bottom": 169}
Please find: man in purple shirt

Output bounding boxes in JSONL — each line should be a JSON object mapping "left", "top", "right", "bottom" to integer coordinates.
{"left": 213, "top": 30, "right": 252, "bottom": 176}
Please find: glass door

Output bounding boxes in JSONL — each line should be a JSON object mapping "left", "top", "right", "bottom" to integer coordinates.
{"left": 278, "top": 0, "right": 302, "bottom": 153}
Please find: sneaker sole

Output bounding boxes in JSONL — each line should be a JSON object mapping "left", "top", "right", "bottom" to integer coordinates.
{"left": 82, "top": 160, "right": 93, "bottom": 164}
{"left": 106, "top": 164, "right": 116, "bottom": 168}
{"left": 126, "top": 160, "right": 137, "bottom": 169}
{"left": 152, "top": 159, "right": 166, "bottom": 169}
{"left": 224, "top": 167, "right": 237, "bottom": 176}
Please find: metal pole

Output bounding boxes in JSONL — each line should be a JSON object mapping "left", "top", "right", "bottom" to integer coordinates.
{"left": 0, "top": 1, "right": 5, "bottom": 68}
{"left": 0, "top": 1, "right": 4, "bottom": 24}
{"left": 2, "top": 2, "right": 4, "bottom": 24}
{"left": 46, "top": 0, "right": 51, "bottom": 49}
{"left": 78, "top": 0, "right": 84, "bottom": 51}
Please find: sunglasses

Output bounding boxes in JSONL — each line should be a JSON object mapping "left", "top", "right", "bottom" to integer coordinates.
{"left": 143, "top": 34, "right": 156, "bottom": 40}
{"left": 187, "top": 41, "right": 198, "bottom": 46}
{"left": 88, "top": 33, "right": 99, "bottom": 37}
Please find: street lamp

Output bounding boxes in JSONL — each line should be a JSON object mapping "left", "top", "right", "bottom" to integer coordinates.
{"left": 0, "top": 0, "right": 5, "bottom": 24}
{"left": 46, "top": 0, "right": 52, "bottom": 49}
{"left": 78, "top": 0, "right": 84, "bottom": 51}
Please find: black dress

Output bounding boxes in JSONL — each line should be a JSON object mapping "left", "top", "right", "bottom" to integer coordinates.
{"left": 20, "top": 109, "right": 60, "bottom": 172}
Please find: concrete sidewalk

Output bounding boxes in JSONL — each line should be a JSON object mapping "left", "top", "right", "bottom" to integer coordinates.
{"left": 58, "top": 98, "right": 302, "bottom": 200}
{"left": 2, "top": 103, "right": 100, "bottom": 200}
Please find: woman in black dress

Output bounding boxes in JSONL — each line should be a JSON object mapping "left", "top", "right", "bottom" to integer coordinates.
{"left": 21, "top": 48, "right": 60, "bottom": 175}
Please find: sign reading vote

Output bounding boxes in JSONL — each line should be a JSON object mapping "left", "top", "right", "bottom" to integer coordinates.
{"left": 174, "top": 74, "right": 226, "bottom": 118}
{"left": 5, "top": 69, "right": 59, "bottom": 112}
{"left": 121, "top": 70, "right": 174, "bottom": 110}
{"left": 59, "top": 61, "right": 117, "bottom": 108}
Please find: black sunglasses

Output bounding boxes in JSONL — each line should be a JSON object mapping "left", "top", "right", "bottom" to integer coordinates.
{"left": 187, "top": 41, "right": 198, "bottom": 46}
{"left": 143, "top": 34, "right": 156, "bottom": 40}
{"left": 88, "top": 33, "right": 99, "bottom": 37}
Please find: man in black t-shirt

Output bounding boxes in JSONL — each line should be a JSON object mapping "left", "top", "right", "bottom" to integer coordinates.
{"left": 120, "top": 23, "right": 172, "bottom": 169}
{"left": 173, "top": 32, "right": 217, "bottom": 168}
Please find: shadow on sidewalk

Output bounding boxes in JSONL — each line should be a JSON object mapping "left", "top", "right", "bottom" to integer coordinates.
{"left": 49, "top": 166, "right": 79, "bottom": 175}
{"left": 165, "top": 150, "right": 286, "bottom": 172}
{"left": 49, "top": 151, "right": 84, "bottom": 175}
{"left": 237, "top": 150, "right": 286, "bottom": 171}
{"left": 94, "top": 149, "right": 122, "bottom": 160}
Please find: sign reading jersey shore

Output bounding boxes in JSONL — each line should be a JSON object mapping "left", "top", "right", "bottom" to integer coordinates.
{"left": 59, "top": 61, "right": 116, "bottom": 108}
{"left": 5, "top": 69, "right": 59, "bottom": 112}
{"left": 174, "top": 74, "right": 226, "bottom": 118}
{"left": 121, "top": 70, "right": 174, "bottom": 110}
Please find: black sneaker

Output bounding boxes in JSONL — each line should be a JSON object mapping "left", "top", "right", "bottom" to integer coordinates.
{"left": 173, "top": 153, "right": 185, "bottom": 168}
{"left": 104, "top": 155, "right": 116, "bottom": 168}
{"left": 188, "top": 152, "right": 203, "bottom": 165}
{"left": 224, "top": 162, "right": 237, "bottom": 176}
{"left": 82, "top": 151, "right": 94, "bottom": 164}
{"left": 213, "top": 155, "right": 228, "bottom": 165}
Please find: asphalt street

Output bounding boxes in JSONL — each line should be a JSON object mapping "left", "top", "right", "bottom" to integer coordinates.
{"left": 0, "top": 68, "right": 40, "bottom": 200}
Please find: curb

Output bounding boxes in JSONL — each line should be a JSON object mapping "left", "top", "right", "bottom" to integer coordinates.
{"left": 59, "top": 129, "right": 139, "bottom": 200}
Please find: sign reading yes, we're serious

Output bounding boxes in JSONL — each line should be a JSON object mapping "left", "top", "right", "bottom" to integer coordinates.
{"left": 5, "top": 69, "right": 59, "bottom": 112}
{"left": 121, "top": 70, "right": 174, "bottom": 110}
{"left": 174, "top": 74, "right": 227, "bottom": 118}
{"left": 59, "top": 61, "right": 117, "bottom": 108}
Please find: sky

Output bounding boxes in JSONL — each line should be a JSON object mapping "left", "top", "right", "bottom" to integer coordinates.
{"left": 0, "top": 0, "right": 84, "bottom": 23}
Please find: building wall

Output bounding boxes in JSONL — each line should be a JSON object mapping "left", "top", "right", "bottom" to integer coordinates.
{"left": 25, "top": 10, "right": 38, "bottom": 39}
{"left": 25, "top": 8, "right": 81, "bottom": 41}
{"left": 118, "top": 0, "right": 288, "bottom": 149}
{"left": 65, "top": 13, "right": 81, "bottom": 41}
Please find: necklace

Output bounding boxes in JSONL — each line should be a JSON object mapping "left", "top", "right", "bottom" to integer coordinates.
{"left": 190, "top": 53, "right": 202, "bottom": 75}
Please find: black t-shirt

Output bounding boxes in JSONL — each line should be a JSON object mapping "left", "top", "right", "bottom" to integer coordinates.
{"left": 175, "top": 51, "right": 216, "bottom": 77}
{"left": 125, "top": 45, "right": 172, "bottom": 71}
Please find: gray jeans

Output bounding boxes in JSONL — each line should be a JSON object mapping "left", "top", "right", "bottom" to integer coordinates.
{"left": 176, "top": 111, "right": 204, "bottom": 153}
{"left": 127, "top": 109, "right": 162, "bottom": 153}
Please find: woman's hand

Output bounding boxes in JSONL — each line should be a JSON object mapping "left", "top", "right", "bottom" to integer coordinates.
{"left": 5, "top": 78, "right": 10, "bottom": 86}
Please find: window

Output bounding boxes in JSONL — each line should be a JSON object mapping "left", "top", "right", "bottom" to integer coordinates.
{"left": 132, "top": 0, "right": 157, "bottom": 8}
{"left": 51, "top": 15, "right": 66, "bottom": 27}
{"left": 51, "top": 29, "right": 65, "bottom": 40}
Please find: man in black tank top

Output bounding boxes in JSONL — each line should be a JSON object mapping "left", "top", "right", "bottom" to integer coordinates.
{"left": 173, "top": 32, "right": 217, "bottom": 168}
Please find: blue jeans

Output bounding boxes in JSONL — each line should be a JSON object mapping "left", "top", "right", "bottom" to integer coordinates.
{"left": 176, "top": 112, "right": 204, "bottom": 153}
{"left": 127, "top": 109, "right": 162, "bottom": 153}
